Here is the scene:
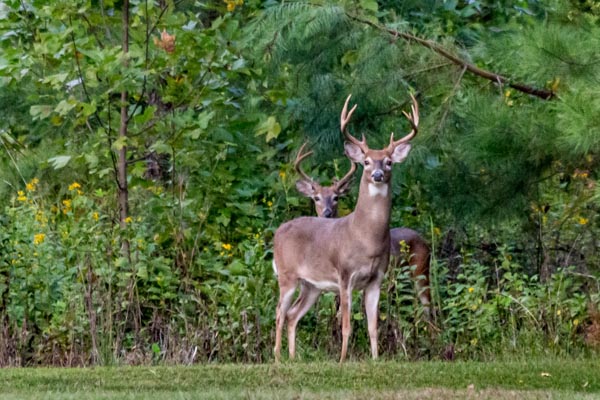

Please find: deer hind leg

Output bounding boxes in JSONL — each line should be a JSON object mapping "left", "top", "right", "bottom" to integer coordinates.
{"left": 285, "top": 283, "right": 321, "bottom": 360}
{"left": 364, "top": 280, "right": 381, "bottom": 360}
{"left": 412, "top": 250, "right": 432, "bottom": 321}
{"left": 274, "top": 283, "right": 296, "bottom": 363}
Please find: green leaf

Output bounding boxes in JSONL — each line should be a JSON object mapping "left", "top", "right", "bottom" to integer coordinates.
{"left": 48, "top": 155, "right": 72, "bottom": 169}
{"left": 55, "top": 99, "right": 76, "bottom": 116}
{"left": 150, "top": 140, "right": 171, "bottom": 155}
{"left": 255, "top": 116, "right": 281, "bottom": 142}
{"left": 30, "top": 105, "right": 54, "bottom": 120}
{"left": 229, "top": 259, "right": 246, "bottom": 276}
{"left": 359, "top": 0, "right": 378, "bottom": 12}
{"left": 111, "top": 136, "right": 127, "bottom": 151}
{"left": 198, "top": 110, "right": 215, "bottom": 130}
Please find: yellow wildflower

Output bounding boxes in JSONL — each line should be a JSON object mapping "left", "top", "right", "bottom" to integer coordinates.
{"left": 434, "top": 227, "right": 441, "bottom": 236}
{"left": 62, "top": 199, "right": 72, "bottom": 208}
{"left": 68, "top": 182, "right": 81, "bottom": 191}
{"left": 224, "top": 0, "right": 243, "bottom": 12}
{"left": 578, "top": 217, "right": 589, "bottom": 225}
{"left": 279, "top": 170, "right": 286, "bottom": 180}
{"left": 33, "top": 233, "right": 46, "bottom": 245}
{"left": 17, "top": 190, "right": 27, "bottom": 202}
{"left": 26, "top": 178, "right": 39, "bottom": 192}
{"left": 556, "top": 309, "right": 561, "bottom": 316}
{"left": 468, "top": 287, "right": 474, "bottom": 293}
{"left": 574, "top": 319, "right": 579, "bottom": 326}
{"left": 124, "top": 216, "right": 133, "bottom": 224}
{"left": 222, "top": 243, "right": 232, "bottom": 251}
{"left": 92, "top": 212, "right": 99, "bottom": 221}
{"left": 267, "top": 201, "right": 273, "bottom": 208}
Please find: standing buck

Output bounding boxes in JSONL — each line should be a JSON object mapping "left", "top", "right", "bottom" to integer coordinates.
{"left": 273, "top": 93, "right": 419, "bottom": 362}
{"left": 294, "top": 144, "right": 432, "bottom": 319}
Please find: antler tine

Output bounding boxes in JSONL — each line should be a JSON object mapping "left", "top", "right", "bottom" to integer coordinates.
{"left": 390, "top": 93, "right": 419, "bottom": 147}
{"left": 293, "top": 142, "right": 315, "bottom": 183}
{"left": 340, "top": 94, "right": 368, "bottom": 152}
{"left": 334, "top": 160, "right": 357, "bottom": 190}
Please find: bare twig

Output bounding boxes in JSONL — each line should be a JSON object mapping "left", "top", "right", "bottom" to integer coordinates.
{"left": 348, "top": 14, "right": 555, "bottom": 100}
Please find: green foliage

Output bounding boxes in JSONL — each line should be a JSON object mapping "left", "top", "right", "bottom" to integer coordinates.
{"left": 1, "top": 0, "right": 600, "bottom": 366}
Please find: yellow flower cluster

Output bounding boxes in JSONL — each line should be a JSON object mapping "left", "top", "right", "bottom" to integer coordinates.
{"left": 17, "top": 190, "right": 27, "bottom": 202}
{"left": 573, "top": 169, "right": 589, "bottom": 179}
{"left": 62, "top": 199, "right": 72, "bottom": 214}
{"left": 504, "top": 89, "right": 514, "bottom": 107}
{"left": 26, "top": 177, "right": 39, "bottom": 192}
{"left": 68, "top": 182, "right": 83, "bottom": 195}
{"left": 33, "top": 233, "right": 46, "bottom": 245}
{"left": 222, "top": 243, "right": 232, "bottom": 251}
{"left": 224, "top": 0, "right": 243, "bottom": 12}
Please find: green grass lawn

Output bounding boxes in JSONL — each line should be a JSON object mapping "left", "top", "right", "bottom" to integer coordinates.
{"left": 1, "top": 359, "right": 599, "bottom": 399}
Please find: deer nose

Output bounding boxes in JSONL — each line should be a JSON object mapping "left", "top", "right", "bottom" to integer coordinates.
{"left": 372, "top": 170, "right": 384, "bottom": 182}
{"left": 322, "top": 209, "right": 333, "bottom": 218}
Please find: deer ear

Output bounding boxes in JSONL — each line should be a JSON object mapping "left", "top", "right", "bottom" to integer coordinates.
{"left": 391, "top": 143, "right": 412, "bottom": 164}
{"left": 334, "top": 179, "right": 354, "bottom": 196}
{"left": 344, "top": 142, "right": 365, "bottom": 164}
{"left": 296, "top": 180, "right": 316, "bottom": 197}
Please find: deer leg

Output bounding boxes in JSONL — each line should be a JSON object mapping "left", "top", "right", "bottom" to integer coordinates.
{"left": 364, "top": 281, "right": 381, "bottom": 359}
{"left": 275, "top": 284, "right": 296, "bottom": 363}
{"left": 339, "top": 280, "right": 352, "bottom": 363}
{"left": 412, "top": 249, "right": 432, "bottom": 321}
{"left": 415, "top": 277, "right": 432, "bottom": 320}
{"left": 286, "top": 283, "right": 321, "bottom": 359}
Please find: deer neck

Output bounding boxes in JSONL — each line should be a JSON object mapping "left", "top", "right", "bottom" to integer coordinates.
{"left": 351, "top": 173, "right": 391, "bottom": 236}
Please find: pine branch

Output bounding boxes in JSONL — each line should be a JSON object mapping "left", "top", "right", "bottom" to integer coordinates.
{"left": 348, "top": 14, "right": 555, "bottom": 100}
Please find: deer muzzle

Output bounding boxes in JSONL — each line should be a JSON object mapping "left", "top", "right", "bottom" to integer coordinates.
{"left": 371, "top": 169, "right": 384, "bottom": 182}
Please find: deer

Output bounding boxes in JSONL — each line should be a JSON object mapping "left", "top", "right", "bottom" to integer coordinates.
{"left": 272, "top": 93, "right": 419, "bottom": 363}
{"left": 294, "top": 144, "right": 432, "bottom": 320}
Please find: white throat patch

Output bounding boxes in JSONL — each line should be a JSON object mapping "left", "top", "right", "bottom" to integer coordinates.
{"left": 368, "top": 183, "right": 388, "bottom": 197}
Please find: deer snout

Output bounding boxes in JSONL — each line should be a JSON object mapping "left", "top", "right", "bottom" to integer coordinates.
{"left": 371, "top": 170, "right": 384, "bottom": 182}
{"left": 322, "top": 208, "right": 333, "bottom": 218}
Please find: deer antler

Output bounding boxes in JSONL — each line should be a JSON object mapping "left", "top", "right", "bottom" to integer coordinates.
{"left": 333, "top": 161, "right": 357, "bottom": 191}
{"left": 293, "top": 142, "right": 314, "bottom": 183}
{"left": 341, "top": 94, "right": 369, "bottom": 153}
{"left": 388, "top": 93, "right": 419, "bottom": 149}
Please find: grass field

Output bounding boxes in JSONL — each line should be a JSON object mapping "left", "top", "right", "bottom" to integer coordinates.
{"left": 1, "top": 359, "right": 599, "bottom": 399}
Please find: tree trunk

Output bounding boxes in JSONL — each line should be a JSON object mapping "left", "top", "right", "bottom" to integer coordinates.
{"left": 118, "top": 0, "right": 130, "bottom": 259}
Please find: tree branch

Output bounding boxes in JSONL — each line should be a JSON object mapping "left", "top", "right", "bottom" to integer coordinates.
{"left": 349, "top": 14, "right": 555, "bottom": 100}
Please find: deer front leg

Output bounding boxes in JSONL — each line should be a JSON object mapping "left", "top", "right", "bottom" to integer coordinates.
{"left": 364, "top": 280, "right": 381, "bottom": 359}
{"left": 339, "top": 279, "right": 352, "bottom": 363}
{"left": 286, "top": 283, "right": 321, "bottom": 359}
{"left": 274, "top": 284, "right": 296, "bottom": 363}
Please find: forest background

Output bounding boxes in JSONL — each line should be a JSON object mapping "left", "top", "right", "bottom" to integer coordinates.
{"left": 1, "top": 0, "right": 600, "bottom": 366}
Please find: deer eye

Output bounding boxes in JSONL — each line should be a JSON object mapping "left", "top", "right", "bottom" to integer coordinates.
{"left": 314, "top": 196, "right": 321, "bottom": 202}
{"left": 332, "top": 196, "right": 339, "bottom": 202}
{"left": 364, "top": 160, "right": 370, "bottom": 166}
{"left": 386, "top": 159, "right": 392, "bottom": 167}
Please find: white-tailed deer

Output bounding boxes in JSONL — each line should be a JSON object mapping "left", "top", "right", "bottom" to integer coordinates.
{"left": 273, "top": 93, "right": 419, "bottom": 362}
{"left": 294, "top": 145, "right": 432, "bottom": 319}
